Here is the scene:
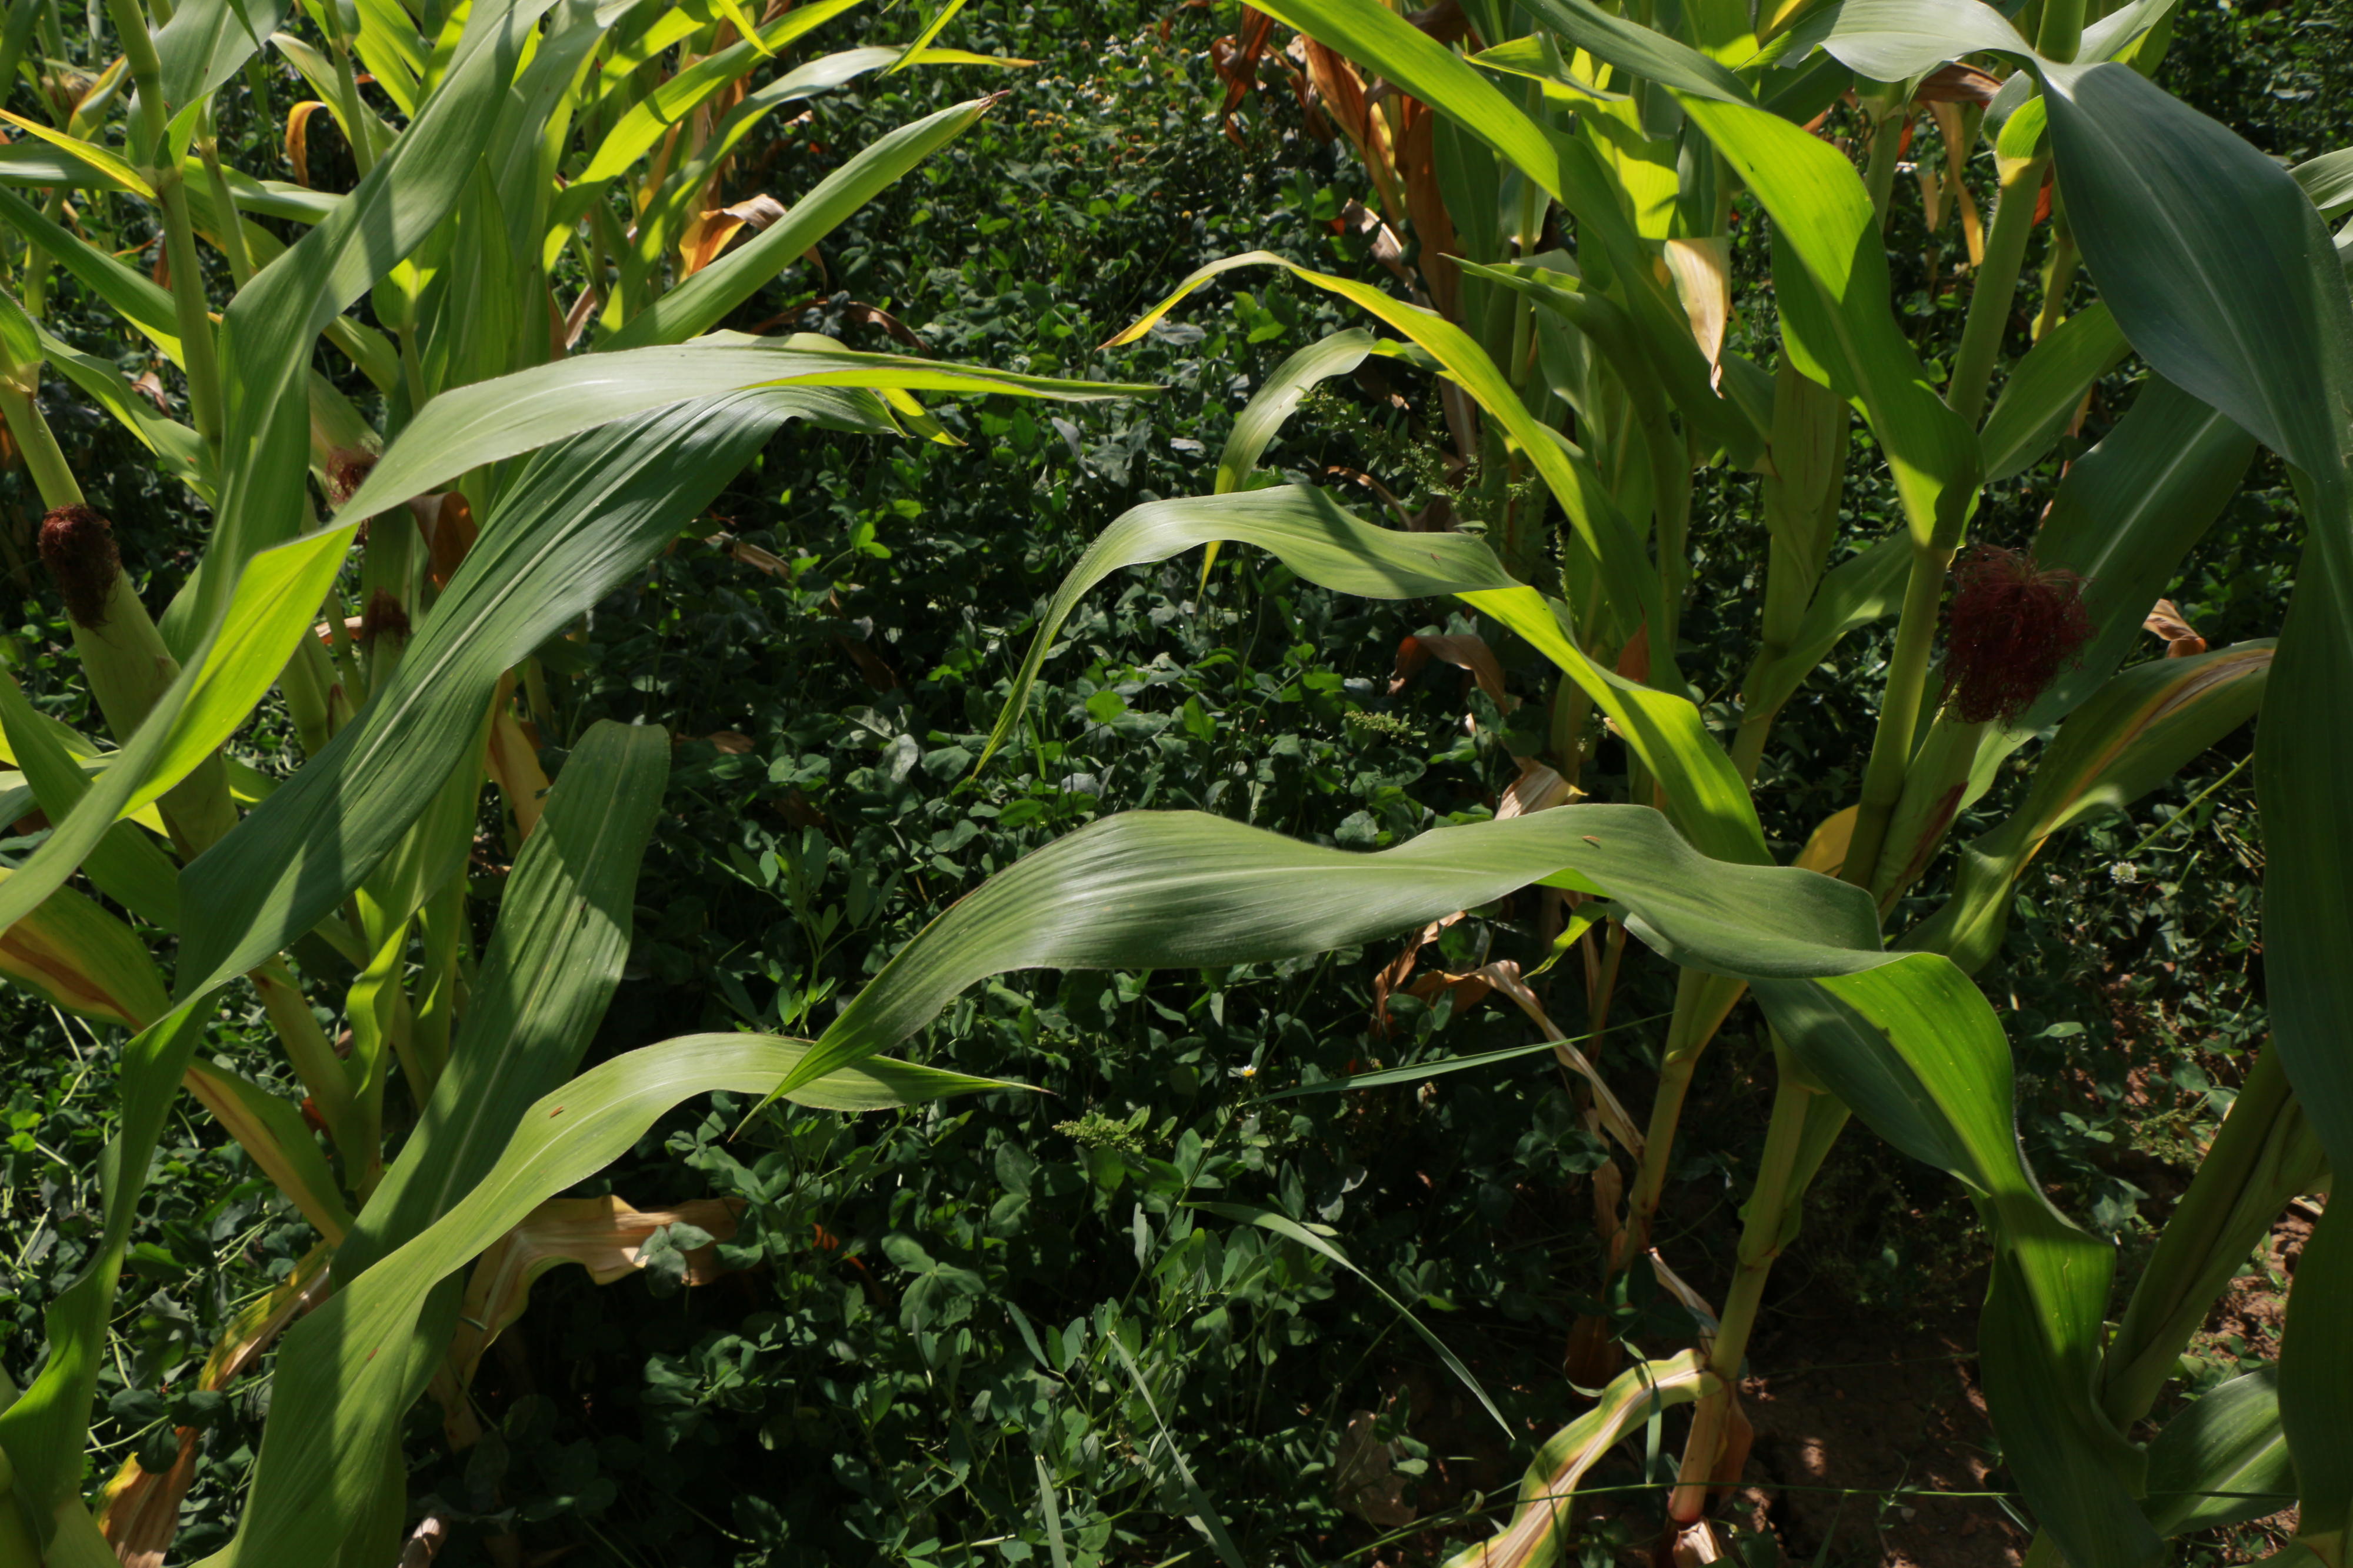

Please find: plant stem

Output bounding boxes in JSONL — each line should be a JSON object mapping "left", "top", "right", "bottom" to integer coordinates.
{"left": 1619, "top": 968, "right": 1745, "bottom": 1263}
{"left": 1863, "top": 104, "right": 1905, "bottom": 230}
{"left": 250, "top": 956, "right": 365, "bottom": 1166}
{"left": 0, "top": 383, "right": 84, "bottom": 509}
{"left": 1842, "top": 540, "right": 1951, "bottom": 890}
{"left": 104, "top": 0, "right": 228, "bottom": 449}
{"left": 2098, "top": 1046, "right": 2325, "bottom": 1424}
{"left": 1668, "top": 1043, "right": 1845, "bottom": 1520}
{"left": 196, "top": 104, "right": 256, "bottom": 286}
{"left": 2033, "top": 226, "right": 2078, "bottom": 343}
{"left": 0, "top": 382, "right": 239, "bottom": 853}
{"left": 1947, "top": 151, "right": 2048, "bottom": 427}
{"left": 2035, "top": 0, "right": 2085, "bottom": 60}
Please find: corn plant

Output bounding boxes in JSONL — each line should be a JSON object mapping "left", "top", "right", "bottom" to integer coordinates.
{"left": 0, "top": 0, "right": 1161, "bottom": 1560}
{"left": 717, "top": 0, "right": 2349, "bottom": 1562}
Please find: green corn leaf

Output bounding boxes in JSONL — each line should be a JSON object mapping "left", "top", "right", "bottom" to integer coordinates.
{"left": 332, "top": 720, "right": 666, "bottom": 1283}
{"left": 1741, "top": 532, "right": 1909, "bottom": 724}
{"left": 176, "top": 391, "right": 844, "bottom": 999}
{"left": 2078, "top": 0, "right": 2182, "bottom": 63}
{"left": 34, "top": 324, "right": 212, "bottom": 499}
{"left": 2017, "top": 375, "right": 2256, "bottom": 729}
{"left": 976, "top": 485, "right": 1514, "bottom": 769}
{"left": 2039, "top": 62, "right": 2352, "bottom": 492}
{"left": 1106, "top": 253, "right": 1667, "bottom": 639}
{"left": 1516, "top": 0, "right": 1752, "bottom": 102}
{"left": 634, "top": 48, "right": 1022, "bottom": 272}
{"left": 189, "top": 1033, "right": 1020, "bottom": 1567}
{"left": 349, "top": 0, "right": 428, "bottom": 112}
{"left": 1675, "top": 91, "right": 1981, "bottom": 548}
{"left": 1902, "top": 640, "right": 2271, "bottom": 972}
{"left": 0, "top": 520, "right": 351, "bottom": 943}
{"left": 0, "top": 675, "right": 182, "bottom": 930}
{"left": 1246, "top": 0, "right": 1567, "bottom": 200}
{"left": 1466, "top": 587, "right": 1770, "bottom": 862}
{"left": 158, "top": 0, "right": 296, "bottom": 109}
{"left": 271, "top": 31, "right": 401, "bottom": 158}
{"left": 182, "top": 1059, "right": 354, "bottom": 1241}
{"left": 1780, "top": 0, "right": 2030, "bottom": 82}
{"left": 179, "top": 0, "right": 571, "bottom": 650}
{"left": 1979, "top": 301, "right": 2130, "bottom": 481}
{"left": 598, "top": 97, "right": 995, "bottom": 350}
{"left": 2143, "top": 1367, "right": 2298, "bottom": 1534}
{"left": 752, "top": 799, "right": 2131, "bottom": 1548}
{"left": 0, "top": 187, "right": 184, "bottom": 360}
{"left": 0, "top": 139, "right": 142, "bottom": 191}
{"left": 1878, "top": 372, "right": 2258, "bottom": 876}
{"left": 1249, "top": 0, "right": 1761, "bottom": 470}
{"left": 2037, "top": 64, "right": 2353, "bottom": 1535}
{"left": 332, "top": 341, "right": 1146, "bottom": 523}
{"left": 575, "top": 4, "right": 866, "bottom": 182}
{"left": 764, "top": 805, "right": 1881, "bottom": 1111}
{"left": 1201, "top": 327, "right": 1376, "bottom": 585}
{"left": 969, "top": 485, "right": 1767, "bottom": 861}
{"left": 1752, "top": 961, "right": 2155, "bottom": 1567}
{"left": 2295, "top": 146, "right": 2353, "bottom": 222}
{"left": 0, "top": 111, "right": 152, "bottom": 196}
{"left": 1216, "top": 329, "right": 1375, "bottom": 495}
{"left": 889, "top": 0, "right": 972, "bottom": 70}
{"left": 1461, "top": 258, "right": 1765, "bottom": 474}
{"left": 2279, "top": 1205, "right": 2353, "bottom": 1539}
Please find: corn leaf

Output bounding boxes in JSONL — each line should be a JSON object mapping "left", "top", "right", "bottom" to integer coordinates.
{"left": 1782, "top": 0, "right": 2030, "bottom": 81}
{"left": 333, "top": 341, "right": 1145, "bottom": 523}
{"left": 1108, "top": 253, "right": 1666, "bottom": 639}
{"left": 971, "top": 485, "right": 1767, "bottom": 861}
{"left": 0, "top": 521, "right": 352, "bottom": 943}
{"left": 2143, "top": 1367, "right": 2297, "bottom": 1534}
{"left": 1216, "top": 329, "right": 1375, "bottom": 495}
{"left": 2016, "top": 375, "right": 2255, "bottom": 729}
{"left": 158, "top": 0, "right": 296, "bottom": 109}
{"left": 332, "top": 720, "right": 668, "bottom": 1283}
{"left": 1517, "top": 0, "right": 1752, "bottom": 102}
{"left": 748, "top": 799, "right": 2133, "bottom": 1552}
{"left": 1741, "top": 531, "right": 1909, "bottom": 723}
{"left": 0, "top": 187, "right": 184, "bottom": 361}
{"left": 1979, "top": 301, "right": 2129, "bottom": 481}
{"left": 0, "top": 675, "right": 182, "bottom": 930}
{"left": 0, "top": 870, "right": 169, "bottom": 1029}
{"left": 2038, "top": 61, "right": 2353, "bottom": 1533}
{"left": 179, "top": 0, "right": 571, "bottom": 648}
{"left": 189, "top": 1033, "right": 1019, "bottom": 1567}
{"left": 176, "top": 392, "right": 808, "bottom": 999}
{"left": 1674, "top": 92, "right": 1981, "bottom": 548}
{"left": 1902, "top": 640, "right": 2271, "bottom": 971}
{"left": 575, "top": 1, "right": 865, "bottom": 182}
{"left": 599, "top": 96, "right": 995, "bottom": 350}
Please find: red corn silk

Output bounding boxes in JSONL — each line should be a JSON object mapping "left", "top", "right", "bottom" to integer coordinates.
{"left": 39, "top": 504, "right": 122, "bottom": 628}
{"left": 325, "top": 447, "right": 378, "bottom": 506}
{"left": 1943, "top": 544, "right": 2095, "bottom": 724}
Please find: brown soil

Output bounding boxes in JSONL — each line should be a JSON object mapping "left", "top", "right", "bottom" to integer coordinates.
{"left": 1370, "top": 1201, "right": 2313, "bottom": 1567}
{"left": 1729, "top": 1308, "right": 2027, "bottom": 1567}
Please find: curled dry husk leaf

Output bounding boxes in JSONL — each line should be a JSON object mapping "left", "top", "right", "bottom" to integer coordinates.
{"left": 446, "top": 1195, "right": 746, "bottom": 1392}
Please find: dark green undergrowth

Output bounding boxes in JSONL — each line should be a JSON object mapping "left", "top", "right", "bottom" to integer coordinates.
{"left": 3, "top": 0, "right": 2347, "bottom": 1562}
